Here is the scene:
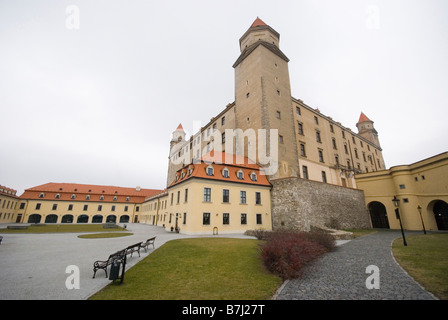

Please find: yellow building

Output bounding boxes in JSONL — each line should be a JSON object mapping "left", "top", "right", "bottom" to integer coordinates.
{"left": 143, "top": 152, "right": 272, "bottom": 234}
{"left": 355, "top": 152, "right": 448, "bottom": 231}
{"left": 15, "top": 183, "right": 161, "bottom": 224}
{"left": 0, "top": 185, "right": 20, "bottom": 223}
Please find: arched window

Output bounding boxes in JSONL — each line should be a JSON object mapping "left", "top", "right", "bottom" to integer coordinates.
{"left": 222, "top": 167, "right": 229, "bottom": 178}
{"left": 206, "top": 165, "right": 214, "bottom": 176}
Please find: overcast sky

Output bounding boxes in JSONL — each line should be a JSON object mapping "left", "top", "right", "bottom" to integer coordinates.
{"left": 1, "top": 0, "right": 447, "bottom": 195}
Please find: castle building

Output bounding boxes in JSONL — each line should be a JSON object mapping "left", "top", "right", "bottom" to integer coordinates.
{"left": 14, "top": 183, "right": 161, "bottom": 224}
{"left": 167, "top": 18, "right": 385, "bottom": 190}
{"left": 0, "top": 185, "right": 20, "bottom": 223}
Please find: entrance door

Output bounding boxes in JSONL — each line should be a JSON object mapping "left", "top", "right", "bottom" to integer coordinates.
{"left": 368, "top": 201, "right": 390, "bottom": 228}
{"left": 16, "top": 214, "right": 22, "bottom": 223}
{"left": 433, "top": 200, "right": 448, "bottom": 230}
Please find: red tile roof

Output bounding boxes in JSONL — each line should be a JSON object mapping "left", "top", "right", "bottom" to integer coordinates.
{"left": 176, "top": 123, "right": 184, "bottom": 131}
{"left": 169, "top": 151, "right": 271, "bottom": 188}
{"left": 251, "top": 17, "right": 267, "bottom": 28}
{"left": 357, "top": 112, "right": 372, "bottom": 123}
{"left": 20, "top": 183, "right": 162, "bottom": 204}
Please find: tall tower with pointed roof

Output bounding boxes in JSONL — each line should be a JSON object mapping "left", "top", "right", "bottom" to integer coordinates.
{"left": 167, "top": 124, "right": 187, "bottom": 186}
{"left": 356, "top": 112, "right": 381, "bottom": 147}
{"left": 233, "top": 17, "right": 299, "bottom": 178}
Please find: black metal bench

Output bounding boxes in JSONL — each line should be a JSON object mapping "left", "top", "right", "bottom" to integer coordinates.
{"left": 125, "top": 242, "right": 142, "bottom": 258}
{"left": 93, "top": 249, "right": 126, "bottom": 278}
{"left": 140, "top": 237, "right": 156, "bottom": 252}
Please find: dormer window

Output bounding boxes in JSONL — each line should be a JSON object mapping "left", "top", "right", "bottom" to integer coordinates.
{"left": 100, "top": 195, "right": 104, "bottom": 201}
{"left": 113, "top": 196, "right": 117, "bottom": 201}
{"left": 237, "top": 170, "right": 244, "bottom": 180}
{"left": 55, "top": 194, "right": 60, "bottom": 199}
{"left": 126, "top": 197, "right": 130, "bottom": 202}
{"left": 39, "top": 193, "right": 45, "bottom": 198}
{"left": 250, "top": 172, "right": 257, "bottom": 181}
{"left": 86, "top": 195, "right": 90, "bottom": 200}
{"left": 71, "top": 194, "right": 76, "bottom": 199}
{"left": 206, "top": 165, "right": 214, "bottom": 176}
{"left": 222, "top": 168, "right": 229, "bottom": 178}
{"left": 188, "top": 168, "right": 193, "bottom": 176}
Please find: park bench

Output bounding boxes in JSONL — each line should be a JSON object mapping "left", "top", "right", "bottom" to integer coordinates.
{"left": 7, "top": 225, "right": 28, "bottom": 230}
{"left": 125, "top": 242, "right": 142, "bottom": 258}
{"left": 140, "top": 237, "right": 156, "bottom": 252}
{"left": 93, "top": 249, "right": 126, "bottom": 278}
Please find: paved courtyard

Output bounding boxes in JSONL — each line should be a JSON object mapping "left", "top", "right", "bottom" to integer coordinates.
{"left": 0, "top": 225, "right": 438, "bottom": 300}
{"left": 0, "top": 223, "right": 253, "bottom": 300}
{"left": 275, "top": 230, "right": 437, "bottom": 300}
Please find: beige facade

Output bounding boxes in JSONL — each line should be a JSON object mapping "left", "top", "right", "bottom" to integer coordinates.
{"left": 144, "top": 152, "right": 272, "bottom": 234}
{"left": 14, "top": 183, "right": 161, "bottom": 224}
{"left": 355, "top": 152, "right": 448, "bottom": 231}
{"left": 0, "top": 185, "right": 20, "bottom": 223}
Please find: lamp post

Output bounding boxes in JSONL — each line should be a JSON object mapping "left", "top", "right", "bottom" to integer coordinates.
{"left": 392, "top": 196, "right": 407, "bottom": 246}
{"left": 417, "top": 205, "right": 427, "bottom": 234}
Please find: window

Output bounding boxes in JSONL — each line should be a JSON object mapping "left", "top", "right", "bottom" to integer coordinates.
{"left": 52, "top": 204, "right": 57, "bottom": 210}
{"left": 330, "top": 124, "right": 334, "bottom": 133}
{"left": 316, "top": 131, "right": 321, "bottom": 143}
{"left": 302, "top": 166, "right": 309, "bottom": 179}
{"left": 206, "top": 165, "right": 214, "bottom": 176}
{"left": 68, "top": 204, "right": 73, "bottom": 211}
{"left": 279, "top": 135, "right": 284, "bottom": 143}
{"left": 221, "top": 132, "right": 225, "bottom": 144}
{"left": 399, "top": 184, "right": 406, "bottom": 189}
{"left": 300, "top": 143, "right": 306, "bottom": 157}
{"left": 276, "top": 111, "right": 281, "bottom": 119}
{"left": 213, "top": 123, "right": 217, "bottom": 131}
{"left": 100, "top": 195, "right": 104, "bottom": 201}
{"left": 55, "top": 194, "right": 60, "bottom": 199}
{"left": 237, "top": 170, "right": 244, "bottom": 180}
{"left": 322, "top": 171, "right": 327, "bottom": 183}
{"left": 184, "top": 189, "right": 188, "bottom": 203}
{"left": 86, "top": 195, "right": 90, "bottom": 200}
{"left": 35, "top": 203, "right": 41, "bottom": 210}
{"left": 314, "top": 116, "right": 319, "bottom": 125}
{"left": 223, "top": 189, "right": 229, "bottom": 203}
{"left": 183, "top": 212, "right": 187, "bottom": 224}
{"left": 124, "top": 206, "right": 128, "bottom": 212}
{"left": 203, "top": 188, "right": 211, "bottom": 202}
{"left": 223, "top": 213, "right": 230, "bottom": 225}
{"left": 126, "top": 197, "right": 130, "bottom": 202}
{"left": 98, "top": 205, "right": 102, "bottom": 211}
{"left": 344, "top": 144, "right": 349, "bottom": 154}
{"left": 296, "top": 106, "right": 301, "bottom": 115}
{"left": 221, "top": 116, "right": 225, "bottom": 125}
{"left": 250, "top": 172, "right": 257, "bottom": 181}
{"left": 203, "top": 212, "right": 210, "bottom": 225}
{"left": 71, "top": 194, "right": 76, "bottom": 199}
{"left": 113, "top": 196, "right": 117, "bottom": 201}
{"left": 241, "top": 213, "right": 247, "bottom": 225}
{"left": 298, "top": 122, "right": 304, "bottom": 135}
{"left": 111, "top": 205, "right": 115, "bottom": 212}
{"left": 255, "top": 192, "right": 261, "bottom": 205}
{"left": 177, "top": 191, "right": 180, "bottom": 204}
{"left": 246, "top": 92, "right": 250, "bottom": 98}
{"left": 318, "top": 149, "right": 324, "bottom": 162}
{"left": 240, "top": 191, "right": 247, "bottom": 204}
{"left": 83, "top": 205, "right": 88, "bottom": 211}
{"left": 332, "top": 138, "right": 337, "bottom": 150}
{"left": 256, "top": 214, "right": 262, "bottom": 225}
{"left": 39, "top": 193, "right": 45, "bottom": 198}
{"left": 19, "top": 203, "right": 25, "bottom": 210}
{"left": 222, "top": 168, "right": 229, "bottom": 178}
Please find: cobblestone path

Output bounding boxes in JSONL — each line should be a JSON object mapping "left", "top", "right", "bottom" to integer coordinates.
{"left": 275, "top": 231, "right": 437, "bottom": 300}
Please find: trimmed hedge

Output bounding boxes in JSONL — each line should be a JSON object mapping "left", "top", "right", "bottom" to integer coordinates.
{"left": 261, "top": 231, "right": 335, "bottom": 279}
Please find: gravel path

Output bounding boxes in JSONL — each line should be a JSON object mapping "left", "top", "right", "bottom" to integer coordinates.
{"left": 275, "top": 231, "right": 437, "bottom": 300}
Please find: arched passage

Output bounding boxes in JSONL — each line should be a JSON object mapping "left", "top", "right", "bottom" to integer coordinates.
{"left": 368, "top": 201, "right": 390, "bottom": 229}
{"left": 430, "top": 200, "right": 448, "bottom": 230}
{"left": 28, "top": 214, "right": 41, "bottom": 224}
{"left": 45, "top": 214, "right": 58, "bottom": 223}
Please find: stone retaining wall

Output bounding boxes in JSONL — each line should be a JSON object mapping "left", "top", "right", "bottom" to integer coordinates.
{"left": 270, "top": 177, "right": 371, "bottom": 231}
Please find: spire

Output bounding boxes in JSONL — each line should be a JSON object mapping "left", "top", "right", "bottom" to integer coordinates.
{"left": 357, "top": 112, "right": 372, "bottom": 124}
{"left": 176, "top": 123, "right": 184, "bottom": 131}
{"left": 250, "top": 17, "right": 267, "bottom": 28}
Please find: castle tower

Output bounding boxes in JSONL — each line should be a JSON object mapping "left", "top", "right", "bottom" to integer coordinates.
{"left": 356, "top": 112, "right": 381, "bottom": 148}
{"left": 167, "top": 124, "right": 186, "bottom": 186}
{"left": 232, "top": 18, "right": 299, "bottom": 178}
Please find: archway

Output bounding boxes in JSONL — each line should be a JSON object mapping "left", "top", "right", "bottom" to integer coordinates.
{"left": 61, "top": 215, "right": 73, "bottom": 223}
{"left": 119, "top": 215, "right": 130, "bottom": 223}
{"left": 77, "top": 214, "right": 89, "bottom": 223}
{"left": 45, "top": 214, "right": 58, "bottom": 223}
{"left": 28, "top": 214, "right": 41, "bottom": 224}
{"left": 368, "top": 201, "right": 390, "bottom": 229}
{"left": 431, "top": 200, "right": 448, "bottom": 230}
{"left": 106, "top": 215, "right": 117, "bottom": 223}
{"left": 92, "top": 215, "right": 103, "bottom": 223}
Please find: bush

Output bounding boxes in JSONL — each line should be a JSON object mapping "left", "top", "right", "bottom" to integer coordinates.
{"left": 261, "top": 231, "right": 334, "bottom": 280}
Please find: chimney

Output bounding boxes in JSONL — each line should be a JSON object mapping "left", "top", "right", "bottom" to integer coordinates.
{"left": 136, "top": 186, "right": 141, "bottom": 192}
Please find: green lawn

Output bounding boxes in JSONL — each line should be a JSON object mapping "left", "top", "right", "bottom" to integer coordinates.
{"left": 89, "top": 238, "right": 282, "bottom": 300}
{"left": 0, "top": 224, "right": 126, "bottom": 233}
{"left": 392, "top": 233, "right": 448, "bottom": 300}
{"left": 78, "top": 232, "right": 133, "bottom": 239}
